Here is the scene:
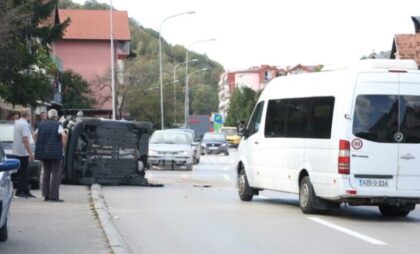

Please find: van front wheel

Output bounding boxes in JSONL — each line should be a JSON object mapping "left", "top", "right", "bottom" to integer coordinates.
{"left": 238, "top": 168, "right": 254, "bottom": 201}
{"left": 299, "top": 176, "right": 317, "bottom": 214}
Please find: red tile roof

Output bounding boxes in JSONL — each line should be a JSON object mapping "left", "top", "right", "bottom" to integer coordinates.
{"left": 58, "top": 9, "right": 130, "bottom": 41}
{"left": 394, "top": 34, "right": 420, "bottom": 66}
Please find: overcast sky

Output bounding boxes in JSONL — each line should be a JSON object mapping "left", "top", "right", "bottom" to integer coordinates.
{"left": 74, "top": 0, "right": 420, "bottom": 70}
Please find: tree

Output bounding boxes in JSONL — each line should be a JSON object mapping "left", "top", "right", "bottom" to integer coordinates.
{"left": 60, "top": 70, "right": 96, "bottom": 109}
{"left": 0, "top": 0, "right": 69, "bottom": 106}
{"left": 225, "top": 86, "right": 258, "bottom": 126}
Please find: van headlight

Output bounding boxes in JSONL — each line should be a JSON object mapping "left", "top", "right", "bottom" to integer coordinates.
{"left": 181, "top": 150, "right": 189, "bottom": 156}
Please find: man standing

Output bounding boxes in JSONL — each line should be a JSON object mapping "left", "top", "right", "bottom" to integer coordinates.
{"left": 13, "top": 108, "right": 35, "bottom": 198}
{"left": 34, "top": 109, "right": 67, "bottom": 202}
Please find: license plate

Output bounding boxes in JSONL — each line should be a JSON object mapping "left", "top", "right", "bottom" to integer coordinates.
{"left": 209, "top": 147, "right": 218, "bottom": 150}
{"left": 359, "top": 179, "right": 389, "bottom": 187}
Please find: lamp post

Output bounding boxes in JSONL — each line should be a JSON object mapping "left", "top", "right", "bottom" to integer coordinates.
{"left": 109, "top": 0, "right": 116, "bottom": 120}
{"left": 173, "top": 58, "right": 198, "bottom": 125}
{"left": 184, "top": 39, "right": 215, "bottom": 127}
{"left": 159, "top": 11, "right": 195, "bottom": 129}
{"left": 184, "top": 67, "right": 208, "bottom": 128}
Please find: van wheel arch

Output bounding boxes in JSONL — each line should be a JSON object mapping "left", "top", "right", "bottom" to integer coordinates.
{"left": 298, "top": 169, "right": 309, "bottom": 188}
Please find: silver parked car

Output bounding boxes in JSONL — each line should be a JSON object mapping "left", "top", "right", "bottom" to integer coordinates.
{"left": 168, "top": 128, "right": 201, "bottom": 164}
{"left": 0, "top": 142, "right": 20, "bottom": 242}
{"left": 148, "top": 130, "right": 194, "bottom": 170}
{"left": 0, "top": 121, "right": 41, "bottom": 189}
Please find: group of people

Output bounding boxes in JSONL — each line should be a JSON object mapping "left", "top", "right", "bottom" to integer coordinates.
{"left": 13, "top": 108, "right": 67, "bottom": 202}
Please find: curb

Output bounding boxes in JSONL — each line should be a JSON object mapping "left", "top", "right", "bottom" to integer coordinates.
{"left": 91, "top": 184, "right": 132, "bottom": 254}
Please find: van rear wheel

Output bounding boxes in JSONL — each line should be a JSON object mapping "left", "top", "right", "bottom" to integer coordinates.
{"left": 299, "top": 176, "right": 317, "bottom": 214}
{"left": 378, "top": 205, "right": 412, "bottom": 217}
{"left": 238, "top": 168, "right": 254, "bottom": 201}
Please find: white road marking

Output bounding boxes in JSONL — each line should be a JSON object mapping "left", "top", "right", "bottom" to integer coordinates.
{"left": 258, "top": 195, "right": 270, "bottom": 200}
{"left": 307, "top": 217, "right": 386, "bottom": 245}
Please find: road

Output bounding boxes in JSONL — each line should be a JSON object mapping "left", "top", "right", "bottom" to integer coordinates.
{"left": 102, "top": 150, "right": 420, "bottom": 254}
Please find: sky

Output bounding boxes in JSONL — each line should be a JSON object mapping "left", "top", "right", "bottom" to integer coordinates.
{"left": 74, "top": 0, "right": 420, "bottom": 70}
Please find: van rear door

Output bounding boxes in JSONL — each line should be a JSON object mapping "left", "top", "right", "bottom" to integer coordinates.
{"left": 396, "top": 73, "right": 420, "bottom": 191}
{"left": 349, "top": 73, "right": 399, "bottom": 190}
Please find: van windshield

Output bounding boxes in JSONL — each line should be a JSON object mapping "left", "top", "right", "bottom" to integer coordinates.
{"left": 352, "top": 95, "right": 420, "bottom": 143}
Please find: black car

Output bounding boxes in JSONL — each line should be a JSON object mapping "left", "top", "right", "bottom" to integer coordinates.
{"left": 200, "top": 132, "right": 229, "bottom": 156}
{"left": 0, "top": 121, "right": 41, "bottom": 189}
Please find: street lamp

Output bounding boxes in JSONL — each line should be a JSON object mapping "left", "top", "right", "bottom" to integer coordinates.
{"left": 173, "top": 58, "right": 198, "bottom": 125}
{"left": 184, "top": 67, "right": 208, "bottom": 128}
{"left": 184, "top": 39, "right": 215, "bottom": 127}
{"left": 109, "top": 0, "right": 116, "bottom": 120}
{"left": 159, "top": 11, "right": 195, "bottom": 129}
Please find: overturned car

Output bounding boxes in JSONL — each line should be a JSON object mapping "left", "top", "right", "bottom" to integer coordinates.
{"left": 63, "top": 118, "right": 153, "bottom": 185}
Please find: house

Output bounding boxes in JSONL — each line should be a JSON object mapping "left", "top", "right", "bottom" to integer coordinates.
{"left": 391, "top": 16, "right": 420, "bottom": 68}
{"left": 53, "top": 9, "right": 132, "bottom": 114}
{"left": 218, "top": 64, "right": 320, "bottom": 117}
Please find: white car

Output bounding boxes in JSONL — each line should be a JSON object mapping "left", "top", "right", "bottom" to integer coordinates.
{"left": 0, "top": 142, "right": 20, "bottom": 241}
{"left": 148, "top": 130, "right": 194, "bottom": 170}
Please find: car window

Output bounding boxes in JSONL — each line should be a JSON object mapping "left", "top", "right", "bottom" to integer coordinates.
{"left": 0, "top": 124, "right": 14, "bottom": 142}
{"left": 221, "top": 128, "right": 237, "bottom": 136}
{"left": 203, "top": 133, "right": 226, "bottom": 141}
{"left": 150, "top": 131, "right": 190, "bottom": 144}
{"left": 0, "top": 145, "right": 5, "bottom": 162}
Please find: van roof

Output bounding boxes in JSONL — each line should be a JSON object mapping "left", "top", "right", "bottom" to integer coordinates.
{"left": 323, "top": 59, "right": 419, "bottom": 72}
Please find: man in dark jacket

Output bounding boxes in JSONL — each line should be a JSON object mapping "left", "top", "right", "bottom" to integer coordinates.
{"left": 34, "top": 109, "right": 67, "bottom": 202}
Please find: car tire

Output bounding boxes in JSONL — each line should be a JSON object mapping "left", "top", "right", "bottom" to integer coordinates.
{"left": 224, "top": 151, "right": 229, "bottom": 156}
{"left": 0, "top": 219, "right": 8, "bottom": 242}
{"left": 238, "top": 168, "right": 254, "bottom": 201}
{"left": 186, "top": 164, "right": 193, "bottom": 171}
{"left": 379, "top": 205, "right": 411, "bottom": 217}
{"left": 299, "top": 176, "right": 317, "bottom": 214}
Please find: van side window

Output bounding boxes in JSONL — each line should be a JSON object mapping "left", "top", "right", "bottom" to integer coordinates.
{"left": 307, "top": 97, "right": 335, "bottom": 139}
{"left": 265, "top": 96, "right": 334, "bottom": 139}
{"left": 248, "top": 101, "right": 264, "bottom": 137}
{"left": 283, "top": 98, "right": 310, "bottom": 138}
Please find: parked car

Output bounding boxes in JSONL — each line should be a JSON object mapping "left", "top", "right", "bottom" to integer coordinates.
{"left": 169, "top": 128, "right": 201, "bottom": 164}
{"left": 0, "top": 121, "right": 41, "bottom": 189}
{"left": 148, "top": 130, "right": 194, "bottom": 170}
{"left": 0, "top": 142, "right": 20, "bottom": 242}
{"left": 220, "top": 126, "right": 241, "bottom": 148}
{"left": 236, "top": 59, "right": 420, "bottom": 217}
{"left": 201, "top": 132, "right": 229, "bottom": 155}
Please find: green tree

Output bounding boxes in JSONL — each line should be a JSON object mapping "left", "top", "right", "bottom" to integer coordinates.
{"left": 60, "top": 70, "right": 96, "bottom": 109}
{"left": 225, "top": 86, "right": 258, "bottom": 126}
{"left": 0, "top": 0, "right": 69, "bottom": 106}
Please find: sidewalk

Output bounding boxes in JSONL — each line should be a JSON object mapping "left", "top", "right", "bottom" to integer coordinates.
{"left": 0, "top": 185, "right": 110, "bottom": 254}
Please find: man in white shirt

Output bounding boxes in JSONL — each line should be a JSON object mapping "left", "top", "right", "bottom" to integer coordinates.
{"left": 13, "top": 108, "right": 35, "bottom": 198}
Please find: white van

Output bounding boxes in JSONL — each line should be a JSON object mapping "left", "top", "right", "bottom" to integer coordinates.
{"left": 236, "top": 59, "right": 420, "bottom": 216}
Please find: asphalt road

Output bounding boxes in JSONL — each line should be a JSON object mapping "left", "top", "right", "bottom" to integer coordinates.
{"left": 102, "top": 150, "right": 420, "bottom": 254}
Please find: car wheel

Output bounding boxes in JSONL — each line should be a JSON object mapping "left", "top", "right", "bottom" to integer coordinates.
{"left": 186, "top": 164, "right": 193, "bottom": 171}
{"left": 0, "top": 219, "right": 8, "bottom": 242}
{"left": 299, "top": 176, "right": 317, "bottom": 214}
{"left": 224, "top": 151, "right": 229, "bottom": 156}
{"left": 379, "top": 205, "right": 411, "bottom": 217}
{"left": 238, "top": 168, "right": 254, "bottom": 201}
